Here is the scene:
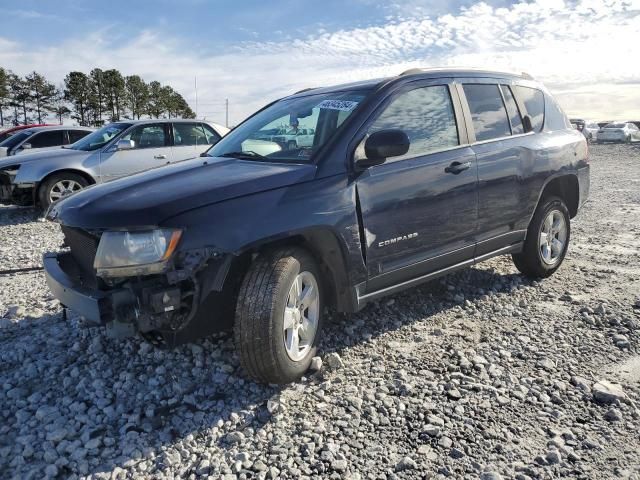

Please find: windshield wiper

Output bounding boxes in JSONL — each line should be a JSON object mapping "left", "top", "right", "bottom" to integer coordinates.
{"left": 220, "top": 151, "right": 270, "bottom": 161}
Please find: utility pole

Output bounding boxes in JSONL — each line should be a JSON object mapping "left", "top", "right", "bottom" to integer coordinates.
{"left": 225, "top": 98, "right": 229, "bottom": 127}
{"left": 195, "top": 77, "right": 198, "bottom": 118}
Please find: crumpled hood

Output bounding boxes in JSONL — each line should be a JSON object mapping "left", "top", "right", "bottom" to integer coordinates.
{"left": 48, "top": 156, "right": 317, "bottom": 229}
{"left": 0, "top": 147, "right": 87, "bottom": 168}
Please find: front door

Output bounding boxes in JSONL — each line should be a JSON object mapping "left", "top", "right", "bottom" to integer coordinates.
{"left": 99, "top": 123, "right": 172, "bottom": 182}
{"left": 355, "top": 82, "right": 479, "bottom": 294}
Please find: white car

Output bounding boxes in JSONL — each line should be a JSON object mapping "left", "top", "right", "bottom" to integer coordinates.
{"left": 0, "top": 126, "right": 94, "bottom": 157}
{"left": 597, "top": 122, "right": 640, "bottom": 143}
{"left": 570, "top": 119, "right": 599, "bottom": 143}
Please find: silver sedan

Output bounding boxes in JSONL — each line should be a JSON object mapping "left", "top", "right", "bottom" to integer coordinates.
{"left": 0, "top": 119, "right": 228, "bottom": 208}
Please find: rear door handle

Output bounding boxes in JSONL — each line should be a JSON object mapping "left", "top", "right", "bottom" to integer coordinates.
{"left": 154, "top": 154, "right": 167, "bottom": 160}
{"left": 445, "top": 161, "right": 472, "bottom": 174}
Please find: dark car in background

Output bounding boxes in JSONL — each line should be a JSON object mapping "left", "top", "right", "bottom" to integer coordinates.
{"left": 43, "top": 68, "right": 589, "bottom": 384}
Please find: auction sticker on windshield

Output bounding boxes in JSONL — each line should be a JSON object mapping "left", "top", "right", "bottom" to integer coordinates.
{"left": 316, "top": 100, "right": 359, "bottom": 112}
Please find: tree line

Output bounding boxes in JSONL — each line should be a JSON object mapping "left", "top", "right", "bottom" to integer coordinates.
{"left": 0, "top": 67, "right": 196, "bottom": 127}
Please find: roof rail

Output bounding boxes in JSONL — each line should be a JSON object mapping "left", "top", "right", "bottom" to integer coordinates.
{"left": 399, "top": 68, "right": 425, "bottom": 76}
{"left": 399, "top": 67, "right": 535, "bottom": 80}
{"left": 294, "top": 87, "right": 317, "bottom": 94}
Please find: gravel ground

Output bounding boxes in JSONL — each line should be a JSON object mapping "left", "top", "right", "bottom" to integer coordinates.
{"left": 1, "top": 144, "right": 639, "bottom": 480}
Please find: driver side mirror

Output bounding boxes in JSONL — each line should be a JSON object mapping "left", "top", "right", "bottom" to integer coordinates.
{"left": 522, "top": 115, "right": 534, "bottom": 133}
{"left": 355, "top": 129, "right": 410, "bottom": 169}
{"left": 116, "top": 139, "right": 135, "bottom": 150}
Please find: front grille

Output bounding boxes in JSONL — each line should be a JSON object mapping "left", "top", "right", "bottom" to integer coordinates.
{"left": 61, "top": 226, "right": 99, "bottom": 286}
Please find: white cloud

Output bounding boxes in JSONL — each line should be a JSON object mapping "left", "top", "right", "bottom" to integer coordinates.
{"left": 0, "top": 0, "right": 638, "bottom": 124}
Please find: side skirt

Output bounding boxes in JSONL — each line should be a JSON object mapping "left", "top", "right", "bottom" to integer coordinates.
{"left": 355, "top": 242, "right": 523, "bottom": 310}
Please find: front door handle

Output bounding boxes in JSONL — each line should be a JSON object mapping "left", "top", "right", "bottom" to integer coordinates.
{"left": 445, "top": 161, "right": 471, "bottom": 174}
{"left": 154, "top": 154, "right": 167, "bottom": 160}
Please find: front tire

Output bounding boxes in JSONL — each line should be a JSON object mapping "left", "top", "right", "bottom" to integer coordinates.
{"left": 512, "top": 196, "right": 570, "bottom": 278}
{"left": 38, "top": 172, "right": 88, "bottom": 209}
{"left": 234, "top": 247, "right": 323, "bottom": 384}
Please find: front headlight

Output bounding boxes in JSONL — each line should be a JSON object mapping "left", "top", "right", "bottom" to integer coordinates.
{"left": 0, "top": 165, "right": 20, "bottom": 177}
{"left": 94, "top": 228, "right": 183, "bottom": 277}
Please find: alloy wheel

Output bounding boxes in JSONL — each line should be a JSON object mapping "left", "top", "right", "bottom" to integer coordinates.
{"left": 283, "top": 270, "right": 319, "bottom": 361}
{"left": 539, "top": 209, "right": 567, "bottom": 265}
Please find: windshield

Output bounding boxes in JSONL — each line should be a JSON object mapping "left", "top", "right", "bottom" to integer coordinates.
{"left": 606, "top": 123, "right": 625, "bottom": 128}
{"left": 70, "top": 123, "right": 132, "bottom": 151}
{"left": 205, "top": 90, "right": 370, "bottom": 162}
{"left": 0, "top": 131, "right": 31, "bottom": 149}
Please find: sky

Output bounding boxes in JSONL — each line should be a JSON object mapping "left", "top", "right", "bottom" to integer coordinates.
{"left": 0, "top": 0, "right": 638, "bottom": 125}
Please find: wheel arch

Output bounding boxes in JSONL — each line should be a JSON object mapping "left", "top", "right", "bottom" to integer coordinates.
{"left": 229, "top": 227, "right": 356, "bottom": 313}
{"left": 36, "top": 169, "right": 97, "bottom": 205}
{"left": 537, "top": 173, "right": 580, "bottom": 218}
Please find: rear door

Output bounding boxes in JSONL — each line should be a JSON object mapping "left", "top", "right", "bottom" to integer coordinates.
{"left": 355, "top": 80, "right": 479, "bottom": 293}
{"left": 98, "top": 123, "right": 172, "bottom": 181}
{"left": 457, "top": 80, "right": 536, "bottom": 256}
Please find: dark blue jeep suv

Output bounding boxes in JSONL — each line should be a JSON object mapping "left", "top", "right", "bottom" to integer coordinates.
{"left": 43, "top": 68, "right": 590, "bottom": 383}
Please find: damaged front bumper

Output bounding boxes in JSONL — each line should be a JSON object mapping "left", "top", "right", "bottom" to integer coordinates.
{"left": 43, "top": 247, "right": 235, "bottom": 345}
{"left": 0, "top": 173, "right": 35, "bottom": 205}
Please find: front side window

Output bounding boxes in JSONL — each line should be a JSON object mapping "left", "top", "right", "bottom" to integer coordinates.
{"left": 206, "top": 89, "right": 370, "bottom": 162}
{"left": 29, "top": 130, "right": 65, "bottom": 148}
{"left": 367, "top": 85, "right": 459, "bottom": 161}
{"left": 500, "top": 85, "right": 524, "bottom": 134}
{"left": 121, "top": 124, "right": 167, "bottom": 149}
{"left": 463, "top": 84, "right": 511, "bottom": 141}
{"left": 513, "top": 86, "right": 545, "bottom": 132}
{"left": 71, "top": 123, "right": 132, "bottom": 151}
{"left": 173, "top": 123, "right": 209, "bottom": 146}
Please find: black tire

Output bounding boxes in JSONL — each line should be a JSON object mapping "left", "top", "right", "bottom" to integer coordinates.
{"left": 512, "top": 196, "right": 571, "bottom": 279}
{"left": 38, "top": 172, "right": 89, "bottom": 209}
{"left": 234, "top": 247, "right": 324, "bottom": 384}
{"left": 626, "top": 135, "right": 632, "bottom": 144}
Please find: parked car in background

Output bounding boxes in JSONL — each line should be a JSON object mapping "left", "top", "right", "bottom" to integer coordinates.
{"left": 597, "top": 122, "right": 640, "bottom": 143}
{"left": 570, "top": 118, "right": 599, "bottom": 142}
{"left": 42, "top": 69, "right": 589, "bottom": 384}
{"left": 0, "top": 124, "right": 56, "bottom": 143}
{"left": 272, "top": 127, "right": 315, "bottom": 149}
{"left": 0, "top": 126, "right": 93, "bottom": 157}
{"left": 597, "top": 121, "right": 613, "bottom": 129}
{"left": 0, "top": 119, "right": 228, "bottom": 208}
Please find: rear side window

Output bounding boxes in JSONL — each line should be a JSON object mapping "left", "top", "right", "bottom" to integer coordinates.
{"left": 500, "top": 85, "right": 524, "bottom": 135}
{"left": 69, "top": 130, "right": 90, "bottom": 144}
{"left": 368, "top": 85, "right": 459, "bottom": 161}
{"left": 513, "top": 86, "right": 545, "bottom": 132}
{"left": 462, "top": 84, "right": 511, "bottom": 141}
{"left": 29, "top": 130, "right": 65, "bottom": 148}
{"left": 173, "top": 123, "right": 209, "bottom": 146}
{"left": 200, "top": 124, "right": 222, "bottom": 144}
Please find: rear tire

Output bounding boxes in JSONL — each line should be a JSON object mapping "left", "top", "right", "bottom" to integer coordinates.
{"left": 38, "top": 172, "right": 88, "bottom": 209}
{"left": 512, "top": 196, "right": 570, "bottom": 278}
{"left": 234, "top": 247, "right": 323, "bottom": 384}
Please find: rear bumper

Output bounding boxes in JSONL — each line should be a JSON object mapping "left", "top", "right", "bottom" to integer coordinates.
{"left": 43, "top": 252, "right": 112, "bottom": 325}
